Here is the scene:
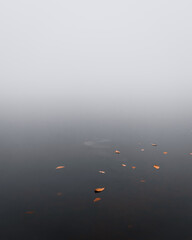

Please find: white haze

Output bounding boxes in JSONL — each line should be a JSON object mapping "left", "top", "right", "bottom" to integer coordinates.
{"left": 0, "top": 0, "right": 192, "bottom": 125}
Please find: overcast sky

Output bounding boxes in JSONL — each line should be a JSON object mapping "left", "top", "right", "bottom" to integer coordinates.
{"left": 0, "top": 1, "right": 192, "bottom": 119}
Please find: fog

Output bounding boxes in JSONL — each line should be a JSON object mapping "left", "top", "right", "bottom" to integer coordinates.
{"left": 0, "top": 0, "right": 192, "bottom": 123}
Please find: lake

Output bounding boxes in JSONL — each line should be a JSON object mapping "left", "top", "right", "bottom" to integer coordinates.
{"left": 0, "top": 93, "right": 192, "bottom": 240}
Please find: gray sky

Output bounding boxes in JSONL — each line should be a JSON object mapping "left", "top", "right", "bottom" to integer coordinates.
{"left": 0, "top": 1, "right": 192, "bottom": 120}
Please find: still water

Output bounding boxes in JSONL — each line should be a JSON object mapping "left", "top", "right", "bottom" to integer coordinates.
{"left": 0, "top": 93, "right": 192, "bottom": 240}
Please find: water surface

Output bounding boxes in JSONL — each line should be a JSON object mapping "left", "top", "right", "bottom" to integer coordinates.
{"left": 0, "top": 93, "right": 192, "bottom": 240}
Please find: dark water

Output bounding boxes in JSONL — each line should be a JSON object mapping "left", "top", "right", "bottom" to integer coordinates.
{"left": 1, "top": 95, "right": 192, "bottom": 240}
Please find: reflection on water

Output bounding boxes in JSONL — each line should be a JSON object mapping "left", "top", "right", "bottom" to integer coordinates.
{"left": 1, "top": 106, "right": 192, "bottom": 240}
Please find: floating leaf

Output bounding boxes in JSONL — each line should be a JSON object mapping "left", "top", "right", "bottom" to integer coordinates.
{"left": 153, "top": 165, "right": 160, "bottom": 170}
{"left": 132, "top": 166, "right": 136, "bottom": 169}
{"left": 152, "top": 144, "right": 157, "bottom": 146}
{"left": 25, "top": 211, "right": 34, "bottom": 214}
{"left": 140, "top": 179, "right": 146, "bottom": 183}
{"left": 163, "top": 152, "right": 168, "bottom": 155}
{"left": 56, "top": 166, "right": 65, "bottom": 169}
{"left": 93, "top": 198, "right": 101, "bottom": 202}
{"left": 141, "top": 148, "right": 145, "bottom": 152}
{"left": 99, "top": 171, "right": 105, "bottom": 174}
{"left": 94, "top": 187, "right": 105, "bottom": 193}
{"left": 122, "top": 164, "right": 126, "bottom": 167}
{"left": 115, "top": 150, "right": 120, "bottom": 154}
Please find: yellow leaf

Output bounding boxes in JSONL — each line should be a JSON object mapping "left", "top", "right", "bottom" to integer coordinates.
{"left": 94, "top": 187, "right": 105, "bottom": 193}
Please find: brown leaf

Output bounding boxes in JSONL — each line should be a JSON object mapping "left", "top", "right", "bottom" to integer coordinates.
{"left": 57, "top": 192, "right": 62, "bottom": 196}
{"left": 94, "top": 187, "right": 105, "bottom": 193}
{"left": 93, "top": 198, "right": 101, "bottom": 202}
{"left": 152, "top": 144, "right": 157, "bottom": 146}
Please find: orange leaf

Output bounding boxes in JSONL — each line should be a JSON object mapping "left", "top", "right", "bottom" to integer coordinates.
{"left": 25, "top": 211, "right": 34, "bottom": 214}
{"left": 122, "top": 164, "right": 126, "bottom": 167}
{"left": 163, "top": 152, "right": 168, "bottom": 155}
{"left": 115, "top": 150, "right": 120, "bottom": 154}
{"left": 94, "top": 187, "right": 105, "bottom": 193}
{"left": 56, "top": 166, "right": 65, "bottom": 169}
{"left": 93, "top": 198, "right": 101, "bottom": 202}
{"left": 140, "top": 179, "right": 146, "bottom": 183}
{"left": 153, "top": 165, "right": 160, "bottom": 170}
{"left": 132, "top": 166, "right": 136, "bottom": 169}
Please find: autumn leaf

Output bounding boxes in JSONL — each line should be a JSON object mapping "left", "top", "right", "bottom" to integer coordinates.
{"left": 153, "top": 165, "right": 160, "bottom": 170}
{"left": 94, "top": 187, "right": 105, "bottom": 193}
{"left": 25, "top": 211, "right": 34, "bottom": 214}
{"left": 163, "top": 152, "right": 168, "bottom": 155}
{"left": 115, "top": 150, "right": 120, "bottom": 154}
{"left": 141, "top": 148, "right": 144, "bottom": 152}
{"left": 93, "top": 198, "right": 101, "bottom": 202}
{"left": 132, "top": 166, "right": 136, "bottom": 169}
{"left": 122, "top": 164, "right": 126, "bottom": 167}
{"left": 99, "top": 171, "right": 105, "bottom": 174}
{"left": 152, "top": 144, "right": 157, "bottom": 146}
{"left": 56, "top": 166, "right": 65, "bottom": 169}
{"left": 140, "top": 179, "right": 146, "bottom": 183}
